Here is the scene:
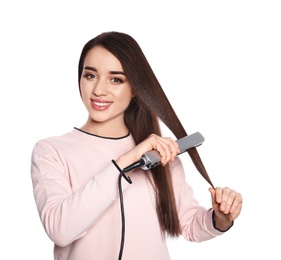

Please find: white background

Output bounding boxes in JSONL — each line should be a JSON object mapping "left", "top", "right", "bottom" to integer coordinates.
{"left": 1, "top": 0, "right": 280, "bottom": 259}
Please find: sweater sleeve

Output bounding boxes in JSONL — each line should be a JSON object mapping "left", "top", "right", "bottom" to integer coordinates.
{"left": 171, "top": 158, "right": 225, "bottom": 242}
{"left": 31, "top": 140, "right": 131, "bottom": 247}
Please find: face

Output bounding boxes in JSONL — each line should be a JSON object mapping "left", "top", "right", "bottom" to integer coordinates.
{"left": 80, "top": 46, "right": 133, "bottom": 135}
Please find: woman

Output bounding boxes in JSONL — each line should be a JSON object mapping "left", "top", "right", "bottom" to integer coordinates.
{"left": 31, "top": 31, "right": 242, "bottom": 260}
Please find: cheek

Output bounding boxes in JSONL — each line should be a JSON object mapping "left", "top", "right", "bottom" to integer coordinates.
{"left": 80, "top": 85, "right": 91, "bottom": 105}
{"left": 120, "top": 89, "right": 133, "bottom": 107}
{"left": 80, "top": 81, "right": 91, "bottom": 96}
{"left": 122, "top": 85, "right": 133, "bottom": 99}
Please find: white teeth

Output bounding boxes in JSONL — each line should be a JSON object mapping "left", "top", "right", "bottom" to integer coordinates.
{"left": 94, "top": 102, "right": 109, "bottom": 107}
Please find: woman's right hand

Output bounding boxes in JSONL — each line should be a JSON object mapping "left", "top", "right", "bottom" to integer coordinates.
{"left": 116, "top": 134, "right": 180, "bottom": 175}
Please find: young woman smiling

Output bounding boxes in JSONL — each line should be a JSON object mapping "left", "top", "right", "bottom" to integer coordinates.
{"left": 31, "top": 31, "right": 242, "bottom": 260}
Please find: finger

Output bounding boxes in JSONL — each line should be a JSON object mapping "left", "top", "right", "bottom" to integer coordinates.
{"left": 220, "top": 188, "right": 235, "bottom": 214}
{"left": 220, "top": 188, "right": 242, "bottom": 214}
{"left": 229, "top": 192, "right": 243, "bottom": 215}
{"left": 155, "top": 137, "right": 179, "bottom": 165}
{"left": 212, "top": 187, "right": 230, "bottom": 213}
{"left": 209, "top": 187, "right": 219, "bottom": 210}
{"left": 214, "top": 187, "right": 223, "bottom": 204}
{"left": 164, "top": 137, "right": 179, "bottom": 162}
{"left": 166, "top": 137, "right": 180, "bottom": 158}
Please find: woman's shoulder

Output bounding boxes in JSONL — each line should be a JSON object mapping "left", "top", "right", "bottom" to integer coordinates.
{"left": 35, "top": 128, "right": 76, "bottom": 144}
{"left": 32, "top": 128, "right": 79, "bottom": 155}
{"left": 33, "top": 128, "right": 135, "bottom": 154}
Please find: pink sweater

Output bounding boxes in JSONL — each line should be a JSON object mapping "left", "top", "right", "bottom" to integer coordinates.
{"left": 31, "top": 128, "right": 224, "bottom": 260}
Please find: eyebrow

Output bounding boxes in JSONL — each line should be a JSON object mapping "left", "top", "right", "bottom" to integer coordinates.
{"left": 83, "top": 66, "right": 126, "bottom": 75}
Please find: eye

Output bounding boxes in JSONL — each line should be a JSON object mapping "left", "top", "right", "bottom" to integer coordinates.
{"left": 83, "top": 73, "right": 97, "bottom": 80}
{"left": 111, "top": 77, "right": 124, "bottom": 84}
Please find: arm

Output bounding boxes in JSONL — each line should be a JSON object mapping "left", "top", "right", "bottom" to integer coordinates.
{"left": 31, "top": 141, "right": 131, "bottom": 247}
{"left": 31, "top": 133, "right": 179, "bottom": 247}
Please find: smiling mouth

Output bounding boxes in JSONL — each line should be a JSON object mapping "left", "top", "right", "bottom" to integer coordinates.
{"left": 90, "top": 99, "right": 112, "bottom": 110}
{"left": 93, "top": 101, "right": 110, "bottom": 107}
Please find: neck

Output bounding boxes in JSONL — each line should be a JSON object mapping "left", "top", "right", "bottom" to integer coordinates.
{"left": 80, "top": 118, "right": 129, "bottom": 138}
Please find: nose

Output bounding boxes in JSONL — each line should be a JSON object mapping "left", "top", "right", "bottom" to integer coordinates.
{"left": 92, "top": 78, "right": 108, "bottom": 96}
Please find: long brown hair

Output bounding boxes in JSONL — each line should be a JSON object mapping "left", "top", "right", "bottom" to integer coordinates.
{"left": 78, "top": 31, "right": 213, "bottom": 237}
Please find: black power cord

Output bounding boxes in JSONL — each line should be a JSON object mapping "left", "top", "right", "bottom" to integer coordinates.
{"left": 112, "top": 160, "right": 132, "bottom": 260}
{"left": 117, "top": 173, "right": 125, "bottom": 260}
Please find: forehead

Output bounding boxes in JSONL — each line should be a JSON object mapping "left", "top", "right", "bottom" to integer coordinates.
{"left": 84, "top": 46, "right": 123, "bottom": 71}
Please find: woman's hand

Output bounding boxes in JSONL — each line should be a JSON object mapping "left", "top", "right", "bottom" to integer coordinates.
{"left": 116, "top": 134, "right": 180, "bottom": 174}
{"left": 209, "top": 187, "right": 243, "bottom": 231}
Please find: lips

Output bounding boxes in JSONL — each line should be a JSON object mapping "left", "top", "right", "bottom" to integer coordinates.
{"left": 90, "top": 99, "right": 112, "bottom": 111}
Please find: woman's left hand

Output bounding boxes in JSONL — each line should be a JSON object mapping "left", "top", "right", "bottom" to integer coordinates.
{"left": 209, "top": 187, "right": 243, "bottom": 231}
